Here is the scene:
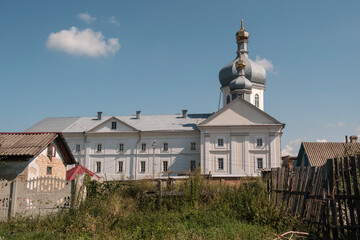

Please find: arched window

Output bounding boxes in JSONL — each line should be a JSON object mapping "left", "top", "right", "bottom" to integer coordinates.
{"left": 226, "top": 95, "right": 231, "bottom": 104}
{"left": 255, "top": 94, "right": 259, "bottom": 108}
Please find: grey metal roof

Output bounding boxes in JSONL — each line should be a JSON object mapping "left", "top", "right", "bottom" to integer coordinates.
{"left": 219, "top": 53, "right": 266, "bottom": 87}
{"left": 26, "top": 113, "right": 212, "bottom": 133}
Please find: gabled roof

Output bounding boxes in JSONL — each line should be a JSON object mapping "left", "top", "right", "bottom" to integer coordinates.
{"left": 0, "top": 132, "right": 76, "bottom": 164}
{"left": 66, "top": 164, "right": 98, "bottom": 181}
{"left": 199, "top": 97, "right": 283, "bottom": 127}
{"left": 297, "top": 142, "right": 360, "bottom": 167}
{"left": 26, "top": 113, "right": 212, "bottom": 133}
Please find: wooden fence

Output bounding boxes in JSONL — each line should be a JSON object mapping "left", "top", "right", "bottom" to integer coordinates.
{"left": 263, "top": 155, "right": 360, "bottom": 239}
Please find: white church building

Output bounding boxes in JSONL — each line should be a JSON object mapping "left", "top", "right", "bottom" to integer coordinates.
{"left": 26, "top": 21, "right": 284, "bottom": 180}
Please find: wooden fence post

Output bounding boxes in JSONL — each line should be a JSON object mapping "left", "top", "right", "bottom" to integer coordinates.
{"left": 9, "top": 180, "right": 18, "bottom": 218}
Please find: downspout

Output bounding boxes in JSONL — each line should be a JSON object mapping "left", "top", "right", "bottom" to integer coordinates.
{"left": 134, "top": 130, "right": 141, "bottom": 180}
{"left": 83, "top": 131, "right": 88, "bottom": 168}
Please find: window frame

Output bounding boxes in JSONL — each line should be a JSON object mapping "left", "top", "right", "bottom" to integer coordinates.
{"left": 47, "top": 144, "right": 56, "bottom": 159}
{"left": 255, "top": 136, "right": 265, "bottom": 148}
{"left": 95, "top": 161, "right": 102, "bottom": 173}
{"left": 217, "top": 158, "right": 224, "bottom": 171}
{"left": 140, "top": 160, "right": 146, "bottom": 173}
{"left": 257, "top": 157, "right": 263, "bottom": 170}
{"left": 111, "top": 121, "right": 117, "bottom": 130}
{"left": 118, "top": 143, "right": 124, "bottom": 152}
{"left": 190, "top": 160, "right": 196, "bottom": 172}
{"left": 226, "top": 95, "right": 231, "bottom": 104}
{"left": 162, "top": 142, "right": 169, "bottom": 152}
{"left": 141, "top": 143, "right": 147, "bottom": 152}
{"left": 255, "top": 94, "right": 260, "bottom": 108}
{"left": 190, "top": 142, "right": 196, "bottom": 151}
{"left": 162, "top": 160, "right": 169, "bottom": 172}
{"left": 216, "top": 137, "right": 225, "bottom": 149}
{"left": 75, "top": 144, "right": 81, "bottom": 153}
{"left": 95, "top": 143, "right": 103, "bottom": 153}
{"left": 117, "top": 160, "right": 124, "bottom": 173}
{"left": 47, "top": 166, "right": 52, "bottom": 175}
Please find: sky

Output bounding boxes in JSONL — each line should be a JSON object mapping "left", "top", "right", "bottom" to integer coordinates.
{"left": 1, "top": 1, "right": 360, "bottom": 156}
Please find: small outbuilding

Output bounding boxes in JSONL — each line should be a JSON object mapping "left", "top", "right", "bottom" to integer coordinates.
{"left": 0, "top": 132, "right": 76, "bottom": 181}
{"left": 66, "top": 164, "right": 99, "bottom": 181}
{"left": 295, "top": 137, "right": 360, "bottom": 167}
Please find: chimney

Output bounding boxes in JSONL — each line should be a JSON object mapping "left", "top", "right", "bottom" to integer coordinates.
{"left": 350, "top": 135, "right": 358, "bottom": 143}
{"left": 182, "top": 109, "right": 188, "bottom": 118}
{"left": 136, "top": 111, "right": 141, "bottom": 119}
{"left": 345, "top": 135, "right": 348, "bottom": 143}
{"left": 97, "top": 112, "right": 102, "bottom": 120}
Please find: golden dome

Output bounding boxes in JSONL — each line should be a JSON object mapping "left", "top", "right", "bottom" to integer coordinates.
{"left": 236, "top": 20, "right": 249, "bottom": 42}
{"left": 235, "top": 52, "right": 246, "bottom": 69}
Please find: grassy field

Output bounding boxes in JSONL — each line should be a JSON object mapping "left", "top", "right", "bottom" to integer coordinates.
{"left": 0, "top": 174, "right": 310, "bottom": 239}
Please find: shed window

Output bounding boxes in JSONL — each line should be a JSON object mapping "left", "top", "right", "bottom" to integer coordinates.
{"left": 47, "top": 144, "right": 56, "bottom": 158}
{"left": 47, "top": 166, "right": 52, "bottom": 175}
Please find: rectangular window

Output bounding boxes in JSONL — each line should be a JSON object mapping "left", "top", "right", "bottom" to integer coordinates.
{"left": 141, "top": 143, "right": 146, "bottom": 151}
{"left": 96, "top": 161, "right": 102, "bottom": 173}
{"left": 190, "top": 160, "right": 196, "bottom": 172}
{"left": 163, "top": 143, "right": 169, "bottom": 151}
{"left": 218, "top": 158, "right": 224, "bottom": 170}
{"left": 190, "top": 142, "right": 196, "bottom": 150}
{"left": 217, "top": 138, "right": 224, "bottom": 147}
{"left": 118, "top": 161, "right": 124, "bottom": 173}
{"left": 257, "top": 158, "right": 263, "bottom": 169}
{"left": 163, "top": 161, "right": 168, "bottom": 172}
{"left": 75, "top": 144, "right": 81, "bottom": 153}
{"left": 111, "top": 121, "right": 117, "bottom": 130}
{"left": 47, "top": 166, "right": 52, "bottom": 175}
{"left": 119, "top": 143, "right": 124, "bottom": 152}
{"left": 47, "top": 144, "right": 56, "bottom": 158}
{"left": 256, "top": 138, "right": 263, "bottom": 147}
{"left": 140, "top": 161, "right": 146, "bottom": 173}
{"left": 96, "top": 144, "right": 102, "bottom": 152}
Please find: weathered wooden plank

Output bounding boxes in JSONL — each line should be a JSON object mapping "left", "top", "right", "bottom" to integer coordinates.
{"left": 350, "top": 156, "right": 360, "bottom": 226}
{"left": 339, "top": 158, "right": 350, "bottom": 227}
{"left": 327, "top": 159, "right": 339, "bottom": 239}
{"left": 344, "top": 157, "right": 356, "bottom": 227}
{"left": 334, "top": 158, "right": 345, "bottom": 238}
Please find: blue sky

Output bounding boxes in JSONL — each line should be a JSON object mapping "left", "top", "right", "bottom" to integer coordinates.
{"left": 1, "top": 1, "right": 360, "bottom": 156}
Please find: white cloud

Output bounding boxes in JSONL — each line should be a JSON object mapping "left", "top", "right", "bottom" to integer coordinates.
{"left": 324, "top": 121, "right": 346, "bottom": 128}
{"left": 255, "top": 56, "right": 274, "bottom": 72}
{"left": 281, "top": 138, "right": 307, "bottom": 157}
{"left": 46, "top": 27, "right": 120, "bottom": 57}
{"left": 316, "top": 139, "right": 327, "bottom": 142}
{"left": 78, "top": 12, "right": 97, "bottom": 24}
{"left": 109, "top": 16, "right": 120, "bottom": 26}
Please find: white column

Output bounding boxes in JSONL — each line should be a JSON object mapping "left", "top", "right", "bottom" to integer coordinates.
{"left": 204, "top": 134, "right": 210, "bottom": 174}
{"left": 269, "top": 133, "right": 276, "bottom": 168}
{"left": 244, "top": 136, "right": 250, "bottom": 174}
{"left": 230, "top": 136, "right": 236, "bottom": 174}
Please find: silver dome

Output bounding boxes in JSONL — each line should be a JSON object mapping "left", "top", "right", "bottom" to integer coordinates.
{"left": 229, "top": 75, "right": 252, "bottom": 91}
{"left": 219, "top": 54, "right": 266, "bottom": 87}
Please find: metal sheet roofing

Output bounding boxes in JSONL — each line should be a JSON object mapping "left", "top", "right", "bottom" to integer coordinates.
{"left": 301, "top": 142, "right": 360, "bottom": 166}
{"left": 26, "top": 113, "right": 212, "bottom": 133}
{"left": 0, "top": 132, "right": 57, "bottom": 157}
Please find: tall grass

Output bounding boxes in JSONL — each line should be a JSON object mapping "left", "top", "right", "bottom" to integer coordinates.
{"left": 0, "top": 173, "right": 309, "bottom": 239}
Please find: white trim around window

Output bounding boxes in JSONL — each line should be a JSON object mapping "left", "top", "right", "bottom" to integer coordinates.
{"left": 94, "top": 159, "right": 103, "bottom": 174}
{"left": 215, "top": 156, "right": 226, "bottom": 172}
{"left": 162, "top": 142, "right": 169, "bottom": 152}
{"left": 95, "top": 143, "right": 103, "bottom": 154}
{"left": 161, "top": 159, "right": 169, "bottom": 172}
{"left": 254, "top": 155, "right": 266, "bottom": 172}
{"left": 118, "top": 143, "right": 124, "bottom": 153}
{"left": 139, "top": 159, "right": 147, "bottom": 174}
{"left": 215, "top": 137, "right": 225, "bottom": 149}
{"left": 254, "top": 136, "right": 265, "bottom": 149}
{"left": 116, "top": 159, "right": 125, "bottom": 173}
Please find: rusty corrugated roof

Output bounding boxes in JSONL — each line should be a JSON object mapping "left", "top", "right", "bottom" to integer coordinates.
{"left": 0, "top": 132, "right": 58, "bottom": 157}
{"left": 302, "top": 142, "right": 360, "bottom": 166}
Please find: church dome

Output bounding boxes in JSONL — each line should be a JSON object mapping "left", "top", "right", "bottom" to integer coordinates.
{"left": 229, "top": 75, "right": 252, "bottom": 91}
{"left": 219, "top": 20, "right": 266, "bottom": 87}
{"left": 219, "top": 55, "right": 266, "bottom": 87}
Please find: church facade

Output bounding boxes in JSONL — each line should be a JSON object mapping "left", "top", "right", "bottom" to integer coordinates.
{"left": 26, "top": 21, "right": 284, "bottom": 180}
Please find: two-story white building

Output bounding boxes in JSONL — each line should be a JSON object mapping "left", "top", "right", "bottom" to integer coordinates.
{"left": 26, "top": 21, "right": 284, "bottom": 180}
